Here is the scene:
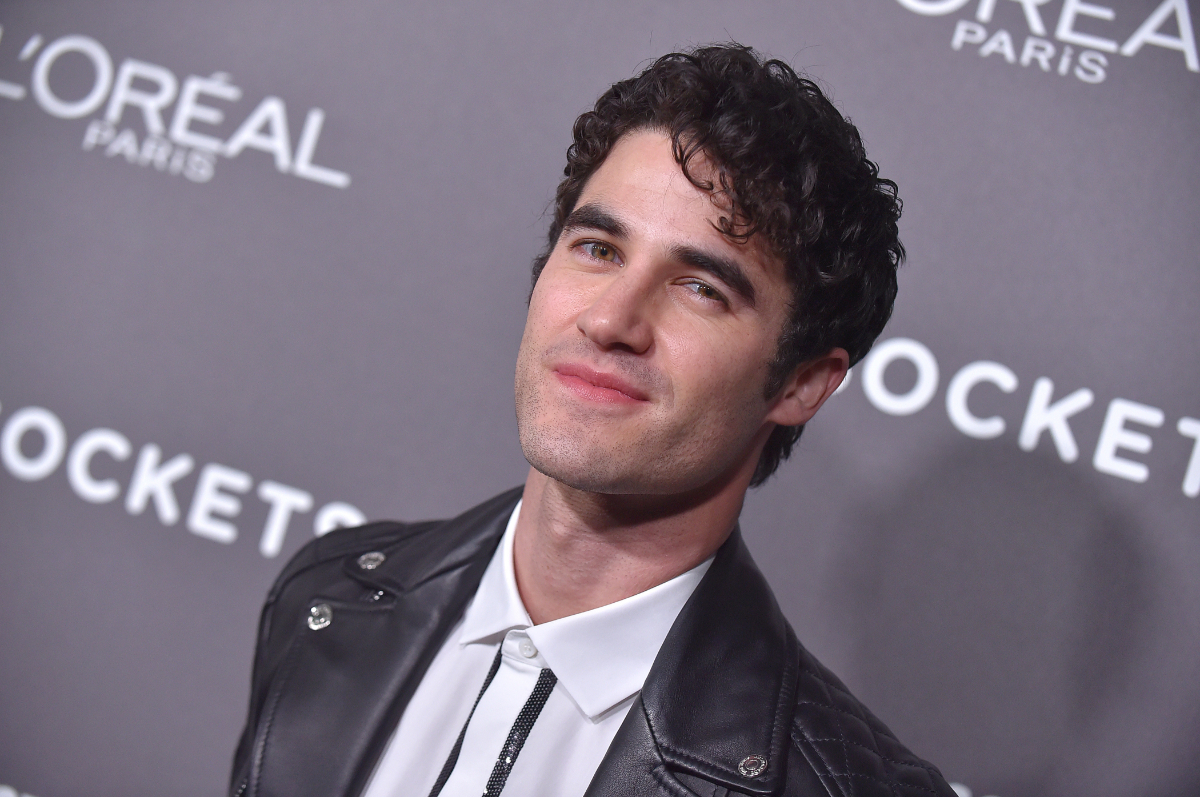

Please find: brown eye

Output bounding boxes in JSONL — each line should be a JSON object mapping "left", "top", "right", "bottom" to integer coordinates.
{"left": 686, "top": 281, "right": 723, "bottom": 302}
{"left": 584, "top": 242, "right": 618, "bottom": 262}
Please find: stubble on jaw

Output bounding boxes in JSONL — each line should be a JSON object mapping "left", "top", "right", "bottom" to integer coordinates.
{"left": 514, "top": 335, "right": 665, "bottom": 494}
{"left": 514, "top": 333, "right": 772, "bottom": 497}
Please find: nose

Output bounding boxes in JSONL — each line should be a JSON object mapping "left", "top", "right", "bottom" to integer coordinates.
{"left": 575, "top": 268, "right": 655, "bottom": 354}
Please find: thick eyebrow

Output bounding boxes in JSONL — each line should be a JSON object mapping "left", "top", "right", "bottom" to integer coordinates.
{"left": 560, "top": 203, "right": 629, "bottom": 240}
{"left": 670, "top": 244, "right": 757, "bottom": 307}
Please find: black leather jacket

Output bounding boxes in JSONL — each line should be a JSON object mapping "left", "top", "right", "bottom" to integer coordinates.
{"left": 231, "top": 488, "right": 956, "bottom": 797}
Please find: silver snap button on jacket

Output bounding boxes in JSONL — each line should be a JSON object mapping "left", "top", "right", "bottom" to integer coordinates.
{"left": 738, "top": 754, "right": 767, "bottom": 777}
{"left": 307, "top": 603, "right": 333, "bottom": 630}
{"left": 356, "top": 551, "right": 386, "bottom": 570}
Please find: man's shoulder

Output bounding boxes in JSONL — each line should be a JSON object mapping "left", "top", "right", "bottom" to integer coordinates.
{"left": 264, "top": 486, "right": 523, "bottom": 605}
{"left": 785, "top": 641, "right": 954, "bottom": 797}
{"left": 264, "top": 518, "right": 440, "bottom": 600}
{"left": 638, "top": 527, "right": 954, "bottom": 797}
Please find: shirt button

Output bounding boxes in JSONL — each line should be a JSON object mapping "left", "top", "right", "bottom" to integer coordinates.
{"left": 518, "top": 638, "right": 538, "bottom": 658}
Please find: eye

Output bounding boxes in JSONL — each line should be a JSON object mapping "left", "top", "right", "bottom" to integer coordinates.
{"left": 684, "top": 280, "right": 726, "bottom": 303}
{"left": 580, "top": 241, "right": 620, "bottom": 263}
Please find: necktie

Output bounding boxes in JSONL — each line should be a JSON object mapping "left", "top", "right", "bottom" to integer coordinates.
{"left": 483, "top": 667, "right": 557, "bottom": 796}
{"left": 427, "top": 648, "right": 559, "bottom": 797}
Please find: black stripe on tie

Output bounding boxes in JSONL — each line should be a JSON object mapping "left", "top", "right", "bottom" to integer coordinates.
{"left": 481, "top": 667, "right": 557, "bottom": 797}
{"left": 427, "top": 648, "right": 504, "bottom": 797}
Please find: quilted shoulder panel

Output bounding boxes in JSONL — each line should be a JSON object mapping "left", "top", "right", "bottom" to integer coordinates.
{"left": 788, "top": 646, "right": 956, "bottom": 797}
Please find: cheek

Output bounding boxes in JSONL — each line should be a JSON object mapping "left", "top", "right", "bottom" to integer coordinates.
{"left": 659, "top": 325, "right": 772, "bottom": 410}
{"left": 527, "top": 268, "right": 591, "bottom": 334}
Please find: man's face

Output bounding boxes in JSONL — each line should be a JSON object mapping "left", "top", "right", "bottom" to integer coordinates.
{"left": 514, "top": 129, "right": 798, "bottom": 495}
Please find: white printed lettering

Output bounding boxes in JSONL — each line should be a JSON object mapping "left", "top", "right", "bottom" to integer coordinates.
{"left": 1178, "top": 417, "right": 1200, "bottom": 497}
{"left": 952, "top": 20, "right": 989, "bottom": 50}
{"left": 67, "top": 428, "right": 131, "bottom": 503}
{"left": 980, "top": 29, "right": 1019, "bottom": 62}
{"left": 1021, "top": 36, "right": 1057, "bottom": 69}
{"left": 1120, "top": 0, "right": 1199, "bottom": 72}
{"left": 257, "top": 480, "right": 314, "bottom": 558}
{"left": 896, "top": 0, "right": 973, "bottom": 14}
{"left": 224, "top": 96, "right": 292, "bottom": 171}
{"left": 186, "top": 463, "right": 252, "bottom": 544}
{"left": 169, "top": 72, "right": 242, "bottom": 152}
{"left": 125, "top": 443, "right": 194, "bottom": 525}
{"left": 293, "top": 108, "right": 350, "bottom": 188}
{"left": 19, "top": 33, "right": 45, "bottom": 62}
{"left": 1055, "top": 0, "right": 1118, "bottom": 53}
{"left": 31, "top": 35, "right": 114, "bottom": 119}
{"left": 1011, "top": 0, "right": 1052, "bottom": 35}
{"left": 833, "top": 366, "right": 853, "bottom": 396}
{"left": 862, "top": 338, "right": 940, "bottom": 416}
{"left": 1018, "top": 377, "right": 1094, "bottom": 462}
{"left": 1058, "top": 44, "right": 1076, "bottom": 73}
{"left": 1, "top": 406, "right": 67, "bottom": 481}
{"left": 1075, "top": 49, "right": 1108, "bottom": 81}
{"left": 315, "top": 501, "right": 367, "bottom": 536}
{"left": 946, "top": 360, "right": 1019, "bottom": 439}
{"left": 82, "top": 119, "right": 117, "bottom": 151}
{"left": 977, "top": 0, "right": 1052, "bottom": 36}
{"left": 1092, "top": 398, "right": 1164, "bottom": 482}
{"left": 138, "top": 135, "right": 173, "bottom": 170}
{"left": 183, "top": 149, "right": 216, "bottom": 183}
{"left": 105, "top": 59, "right": 178, "bottom": 135}
{"left": 105, "top": 128, "right": 139, "bottom": 162}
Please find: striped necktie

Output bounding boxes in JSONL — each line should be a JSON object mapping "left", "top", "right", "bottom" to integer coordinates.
{"left": 428, "top": 648, "right": 559, "bottom": 797}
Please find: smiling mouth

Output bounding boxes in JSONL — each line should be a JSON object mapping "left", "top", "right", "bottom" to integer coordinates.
{"left": 552, "top": 363, "right": 651, "bottom": 404}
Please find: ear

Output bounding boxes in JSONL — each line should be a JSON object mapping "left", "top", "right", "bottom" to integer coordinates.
{"left": 764, "top": 348, "right": 850, "bottom": 428}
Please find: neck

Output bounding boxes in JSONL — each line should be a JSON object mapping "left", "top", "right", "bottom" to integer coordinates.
{"left": 512, "top": 461, "right": 753, "bottom": 625}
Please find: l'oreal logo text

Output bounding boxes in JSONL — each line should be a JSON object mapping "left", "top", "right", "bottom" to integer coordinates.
{"left": 0, "top": 27, "right": 350, "bottom": 188}
{"left": 896, "top": 0, "right": 1198, "bottom": 85}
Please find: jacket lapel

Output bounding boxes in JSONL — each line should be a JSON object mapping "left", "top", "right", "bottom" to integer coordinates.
{"left": 250, "top": 488, "right": 522, "bottom": 797}
{"left": 585, "top": 527, "right": 799, "bottom": 797}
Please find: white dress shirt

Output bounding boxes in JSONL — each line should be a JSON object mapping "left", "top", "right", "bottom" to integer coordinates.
{"left": 362, "top": 500, "right": 712, "bottom": 797}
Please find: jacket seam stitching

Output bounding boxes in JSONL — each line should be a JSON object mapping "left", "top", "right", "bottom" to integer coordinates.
{"left": 653, "top": 763, "right": 707, "bottom": 797}
{"left": 806, "top": 668, "right": 860, "bottom": 797}
{"left": 793, "top": 725, "right": 944, "bottom": 797}
{"left": 790, "top": 725, "right": 848, "bottom": 797}
{"left": 645, "top": 701, "right": 746, "bottom": 789}
{"left": 766, "top": 640, "right": 798, "bottom": 768}
{"left": 655, "top": 742, "right": 746, "bottom": 783}
{"left": 251, "top": 636, "right": 303, "bottom": 797}
{"left": 802, "top": 735, "right": 948, "bottom": 775}
{"left": 796, "top": 682, "right": 902, "bottom": 749}
{"left": 797, "top": 669, "right": 898, "bottom": 744}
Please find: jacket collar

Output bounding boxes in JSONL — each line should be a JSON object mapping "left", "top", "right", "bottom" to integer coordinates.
{"left": 341, "top": 486, "right": 524, "bottom": 596}
{"left": 591, "top": 526, "right": 799, "bottom": 796}
{"left": 340, "top": 489, "right": 797, "bottom": 796}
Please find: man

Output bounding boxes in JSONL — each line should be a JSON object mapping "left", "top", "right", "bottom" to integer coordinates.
{"left": 231, "top": 44, "right": 955, "bottom": 797}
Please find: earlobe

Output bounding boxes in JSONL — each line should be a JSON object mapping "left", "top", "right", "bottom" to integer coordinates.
{"left": 764, "top": 348, "right": 850, "bottom": 428}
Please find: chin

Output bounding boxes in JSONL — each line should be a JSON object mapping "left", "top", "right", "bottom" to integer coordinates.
{"left": 520, "top": 424, "right": 734, "bottom": 497}
{"left": 521, "top": 432, "right": 635, "bottom": 493}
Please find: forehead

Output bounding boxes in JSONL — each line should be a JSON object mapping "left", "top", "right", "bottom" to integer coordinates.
{"left": 574, "top": 129, "right": 789, "bottom": 292}
{"left": 579, "top": 129, "right": 721, "bottom": 229}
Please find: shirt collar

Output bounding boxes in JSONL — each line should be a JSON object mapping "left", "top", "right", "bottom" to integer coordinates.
{"left": 457, "top": 499, "right": 712, "bottom": 720}
{"left": 457, "top": 500, "right": 532, "bottom": 645}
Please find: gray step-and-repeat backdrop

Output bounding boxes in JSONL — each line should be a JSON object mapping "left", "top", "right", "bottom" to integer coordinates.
{"left": 1, "top": 1, "right": 1197, "bottom": 795}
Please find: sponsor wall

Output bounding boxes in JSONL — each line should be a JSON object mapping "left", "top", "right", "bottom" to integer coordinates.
{"left": 1, "top": 1, "right": 1196, "bottom": 795}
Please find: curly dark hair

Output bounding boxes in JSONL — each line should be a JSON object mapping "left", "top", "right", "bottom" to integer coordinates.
{"left": 531, "top": 43, "right": 904, "bottom": 486}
